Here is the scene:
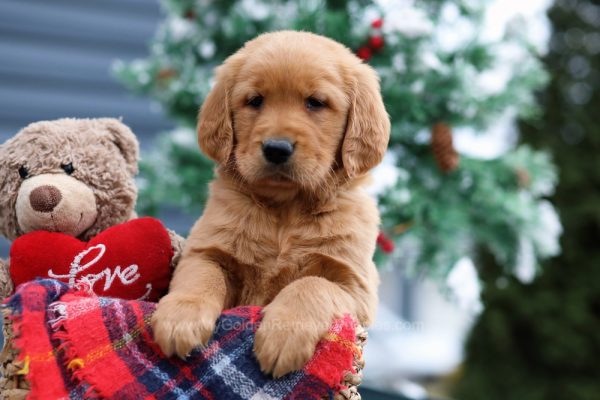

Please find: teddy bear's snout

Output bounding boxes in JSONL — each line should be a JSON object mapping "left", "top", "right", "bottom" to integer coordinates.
{"left": 16, "top": 173, "right": 99, "bottom": 237}
{"left": 29, "top": 185, "right": 62, "bottom": 213}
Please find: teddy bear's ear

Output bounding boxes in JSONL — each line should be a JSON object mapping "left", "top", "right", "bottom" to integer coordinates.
{"left": 0, "top": 140, "right": 20, "bottom": 241}
{"left": 100, "top": 119, "right": 139, "bottom": 176}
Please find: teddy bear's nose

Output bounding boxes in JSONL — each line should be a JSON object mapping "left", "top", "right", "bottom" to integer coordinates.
{"left": 29, "top": 185, "right": 62, "bottom": 213}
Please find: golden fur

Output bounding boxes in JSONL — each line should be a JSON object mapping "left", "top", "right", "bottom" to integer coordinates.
{"left": 152, "top": 31, "right": 390, "bottom": 377}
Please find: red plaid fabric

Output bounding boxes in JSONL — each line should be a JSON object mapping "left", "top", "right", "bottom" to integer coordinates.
{"left": 4, "top": 279, "right": 359, "bottom": 400}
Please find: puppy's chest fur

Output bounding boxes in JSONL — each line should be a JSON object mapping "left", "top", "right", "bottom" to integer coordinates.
{"left": 201, "top": 186, "right": 376, "bottom": 308}
{"left": 224, "top": 206, "right": 336, "bottom": 305}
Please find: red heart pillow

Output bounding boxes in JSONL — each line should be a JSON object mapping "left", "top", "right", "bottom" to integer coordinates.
{"left": 10, "top": 217, "right": 173, "bottom": 302}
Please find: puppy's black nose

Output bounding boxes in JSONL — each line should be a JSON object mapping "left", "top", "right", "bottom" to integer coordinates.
{"left": 262, "top": 139, "right": 294, "bottom": 164}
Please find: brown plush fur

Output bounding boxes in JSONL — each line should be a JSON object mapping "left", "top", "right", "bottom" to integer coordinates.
{"left": 152, "top": 31, "right": 390, "bottom": 377}
{"left": 0, "top": 118, "right": 138, "bottom": 242}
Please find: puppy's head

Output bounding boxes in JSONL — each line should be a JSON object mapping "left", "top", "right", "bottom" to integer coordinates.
{"left": 198, "top": 31, "right": 390, "bottom": 195}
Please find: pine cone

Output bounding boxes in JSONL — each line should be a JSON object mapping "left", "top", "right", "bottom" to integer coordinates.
{"left": 431, "top": 122, "right": 459, "bottom": 173}
{"left": 516, "top": 168, "right": 531, "bottom": 188}
{"left": 156, "top": 68, "right": 178, "bottom": 81}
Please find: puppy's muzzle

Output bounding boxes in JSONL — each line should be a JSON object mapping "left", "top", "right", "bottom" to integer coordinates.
{"left": 262, "top": 139, "right": 294, "bottom": 165}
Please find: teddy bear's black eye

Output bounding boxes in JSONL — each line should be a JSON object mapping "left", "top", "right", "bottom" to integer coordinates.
{"left": 18, "top": 166, "right": 29, "bottom": 179}
{"left": 61, "top": 162, "right": 75, "bottom": 175}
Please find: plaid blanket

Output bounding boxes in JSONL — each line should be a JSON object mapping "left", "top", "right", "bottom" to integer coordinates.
{"left": 4, "top": 279, "right": 358, "bottom": 400}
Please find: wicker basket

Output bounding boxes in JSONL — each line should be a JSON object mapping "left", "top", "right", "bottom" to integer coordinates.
{"left": 1, "top": 313, "right": 29, "bottom": 400}
{"left": 334, "top": 325, "right": 367, "bottom": 400}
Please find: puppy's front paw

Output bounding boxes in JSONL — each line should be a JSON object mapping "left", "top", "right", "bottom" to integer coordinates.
{"left": 254, "top": 304, "right": 326, "bottom": 378}
{"left": 151, "top": 293, "right": 221, "bottom": 358}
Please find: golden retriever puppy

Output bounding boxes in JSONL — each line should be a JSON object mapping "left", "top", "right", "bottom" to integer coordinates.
{"left": 152, "top": 30, "right": 390, "bottom": 378}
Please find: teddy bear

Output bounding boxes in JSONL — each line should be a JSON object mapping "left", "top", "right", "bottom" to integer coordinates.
{"left": 0, "top": 118, "right": 184, "bottom": 398}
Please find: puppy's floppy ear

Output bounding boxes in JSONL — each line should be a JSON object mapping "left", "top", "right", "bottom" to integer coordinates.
{"left": 198, "top": 58, "right": 239, "bottom": 164}
{"left": 100, "top": 118, "right": 139, "bottom": 176}
{"left": 342, "top": 63, "right": 390, "bottom": 178}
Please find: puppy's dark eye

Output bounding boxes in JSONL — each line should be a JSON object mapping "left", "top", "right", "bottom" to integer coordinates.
{"left": 247, "top": 95, "right": 264, "bottom": 109}
{"left": 61, "top": 162, "right": 75, "bottom": 175}
{"left": 306, "top": 97, "right": 326, "bottom": 110}
{"left": 18, "top": 166, "right": 29, "bottom": 179}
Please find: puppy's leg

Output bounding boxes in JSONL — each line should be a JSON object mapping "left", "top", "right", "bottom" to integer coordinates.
{"left": 152, "top": 253, "right": 228, "bottom": 358}
{"left": 254, "top": 254, "right": 376, "bottom": 378}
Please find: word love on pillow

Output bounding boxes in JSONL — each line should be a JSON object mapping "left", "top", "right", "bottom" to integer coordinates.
{"left": 10, "top": 218, "right": 173, "bottom": 301}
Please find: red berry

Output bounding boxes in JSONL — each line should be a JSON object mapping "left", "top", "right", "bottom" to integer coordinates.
{"left": 371, "top": 18, "right": 383, "bottom": 29}
{"left": 381, "top": 239, "right": 395, "bottom": 254}
{"left": 377, "top": 232, "right": 395, "bottom": 254}
{"left": 369, "top": 36, "right": 384, "bottom": 50}
{"left": 357, "top": 46, "right": 372, "bottom": 61}
{"left": 184, "top": 9, "right": 196, "bottom": 19}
